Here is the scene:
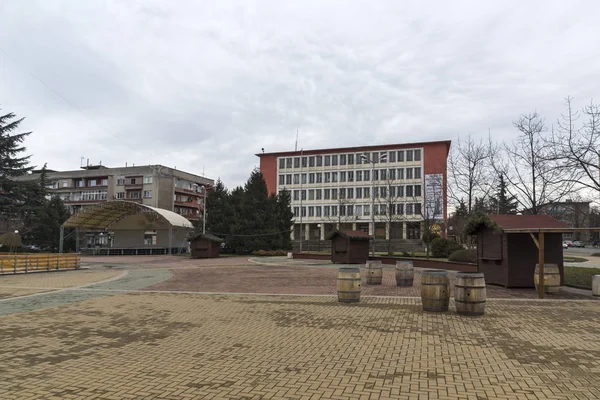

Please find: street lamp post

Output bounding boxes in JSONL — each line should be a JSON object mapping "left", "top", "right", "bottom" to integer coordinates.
{"left": 299, "top": 149, "right": 304, "bottom": 253}
{"left": 202, "top": 186, "right": 207, "bottom": 234}
{"left": 360, "top": 151, "right": 387, "bottom": 257}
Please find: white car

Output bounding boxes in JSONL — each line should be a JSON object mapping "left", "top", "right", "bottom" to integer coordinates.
{"left": 562, "top": 242, "right": 568, "bottom": 249}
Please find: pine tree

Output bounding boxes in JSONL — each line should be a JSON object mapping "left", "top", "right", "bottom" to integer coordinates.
{"left": 239, "top": 169, "right": 272, "bottom": 251}
{"left": 496, "top": 174, "right": 518, "bottom": 214}
{"left": 205, "top": 179, "right": 232, "bottom": 237}
{"left": 0, "top": 109, "right": 33, "bottom": 216}
{"left": 28, "top": 197, "right": 72, "bottom": 251}
{"left": 274, "top": 189, "right": 294, "bottom": 250}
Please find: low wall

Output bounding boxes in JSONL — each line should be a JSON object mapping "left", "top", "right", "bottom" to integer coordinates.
{"left": 0, "top": 253, "right": 80, "bottom": 274}
{"left": 292, "top": 252, "right": 477, "bottom": 272}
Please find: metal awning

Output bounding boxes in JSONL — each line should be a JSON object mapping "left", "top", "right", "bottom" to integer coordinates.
{"left": 62, "top": 201, "right": 194, "bottom": 230}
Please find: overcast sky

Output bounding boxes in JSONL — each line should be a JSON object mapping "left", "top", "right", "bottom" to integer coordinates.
{"left": 2, "top": 1, "right": 600, "bottom": 188}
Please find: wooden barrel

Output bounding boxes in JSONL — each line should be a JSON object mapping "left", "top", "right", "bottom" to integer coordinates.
{"left": 365, "top": 260, "right": 383, "bottom": 285}
{"left": 395, "top": 260, "right": 414, "bottom": 287}
{"left": 337, "top": 267, "right": 361, "bottom": 303}
{"left": 455, "top": 272, "right": 486, "bottom": 316}
{"left": 534, "top": 264, "right": 561, "bottom": 293}
{"left": 421, "top": 270, "right": 450, "bottom": 312}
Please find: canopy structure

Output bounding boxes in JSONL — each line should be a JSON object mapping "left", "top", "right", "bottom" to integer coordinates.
{"left": 60, "top": 201, "right": 194, "bottom": 253}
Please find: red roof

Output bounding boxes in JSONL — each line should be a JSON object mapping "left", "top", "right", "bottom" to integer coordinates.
{"left": 489, "top": 214, "right": 569, "bottom": 230}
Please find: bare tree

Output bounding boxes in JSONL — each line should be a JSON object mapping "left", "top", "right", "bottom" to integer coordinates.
{"left": 551, "top": 97, "right": 600, "bottom": 193}
{"left": 448, "top": 134, "right": 494, "bottom": 214}
{"left": 323, "top": 192, "right": 358, "bottom": 229}
{"left": 493, "top": 112, "right": 580, "bottom": 214}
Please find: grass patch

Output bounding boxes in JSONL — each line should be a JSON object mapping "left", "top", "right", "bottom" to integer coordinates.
{"left": 563, "top": 256, "right": 589, "bottom": 263}
{"left": 563, "top": 266, "right": 599, "bottom": 289}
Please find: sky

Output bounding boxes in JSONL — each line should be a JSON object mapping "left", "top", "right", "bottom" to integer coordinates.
{"left": 2, "top": 0, "right": 600, "bottom": 189}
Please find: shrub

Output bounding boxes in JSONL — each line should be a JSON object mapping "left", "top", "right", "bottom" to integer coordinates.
{"left": 251, "top": 249, "right": 288, "bottom": 257}
{"left": 422, "top": 232, "right": 440, "bottom": 244}
{"left": 430, "top": 238, "right": 464, "bottom": 258}
{"left": 448, "top": 249, "right": 477, "bottom": 263}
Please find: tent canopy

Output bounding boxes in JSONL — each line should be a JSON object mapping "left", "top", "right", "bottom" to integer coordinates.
{"left": 62, "top": 201, "right": 194, "bottom": 231}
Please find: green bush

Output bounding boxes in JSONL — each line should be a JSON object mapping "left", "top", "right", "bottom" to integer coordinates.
{"left": 422, "top": 232, "right": 440, "bottom": 244}
{"left": 448, "top": 249, "right": 477, "bottom": 263}
{"left": 251, "top": 249, "right": 288, "bottom": 257}
{"left": 430, "top": 238, "right": 464, "bottom": 258}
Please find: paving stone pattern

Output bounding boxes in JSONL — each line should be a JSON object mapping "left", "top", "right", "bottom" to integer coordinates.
{"left": 0, "top": 292, "right": 598, "bottom": 399}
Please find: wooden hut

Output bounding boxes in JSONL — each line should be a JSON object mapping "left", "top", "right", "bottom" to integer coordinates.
{"left": 189, "top": 233, "right": 223, "bottom": 259}
{"left": 472, "top": 214, "right": 567, "bottom": 288}
{"left": 327, "top": 230, "right": 371, "bottom": 264}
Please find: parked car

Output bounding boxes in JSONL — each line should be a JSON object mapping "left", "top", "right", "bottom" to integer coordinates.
{"left": 562, "top": 242, "right": 568, "bottom": 249}
{"left": 572, "top": 241, "right": 585, "bottom": 248}
{"left": 563, "top": 240, "right": 573, "bottom": 247}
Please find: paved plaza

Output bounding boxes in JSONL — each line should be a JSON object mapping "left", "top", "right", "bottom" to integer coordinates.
{"left": 0, "top": 256, "right": 598, "bottom": 399}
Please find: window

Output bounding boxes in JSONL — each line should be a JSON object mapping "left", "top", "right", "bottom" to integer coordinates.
{"left": 397, "top": 203, "right": 404, "bottom": 215}
{"left": 301, "top": 174, "right": 307, "bottom": 184}
{"left": 414, "top": 167, "right": 422, "bottom": 179}
{"left": 414, "top": 203, "right": 422, "bottom": 215}
{"left": 339, "top": 188, "right": 345, "bottom": 199}
{"left": 143, "top": 176, "right": 153, "bottom": 184}
{"left": 380, "top": 187, "right": 387, "bottom": 198}
{"left": 414, "top": 149, "right": 422, "bottom": 161}
{"left": 380, "top": 169, "right": 387, "bottom": 181}
{"left": 143, "top": 190, "right": 152, "bottom": 198}
{"left": 356, "top": 171, "right": 362, "bottom": 181}
{"left": 315, "top": 189, "right": 322, "bottom": 200}
{"left": 279, "top": 175, "right": 285, "bottom": 185}
{"left": 286, "top": 158, "right": 293, "bottom": 168}
{"left": 414, "top": 185, "right": 422, "bottom": 197}
{"left": 373, "top": 170, "right": 379, "bottom": 181}
{"left": 308, "top": 190, "right": 315, "bottom": 200}
{"left": 406, "top": 185, "right": 414, "bottom": 197}
{"left": 348, "top": 171, "right": 354, "bottom": 182}
{"left": 324, "top": 155, "right": 331, "bottom": 166}
{"left": 331, "top": 155, "right": 338, "bottom": 166}
{"left": 144, "top": 230, "right": 157, "bottom": 245}
{"left": 293, "top": 207, "right": 299, "bottom": 217}
{"left": 324, "top": 206, "right": 330, "bottom": 216}
{"left": 347, "top": 188, "right": 354, "bottom": 199}
{"left": 286, "top": 174, "right": 292, "bottom": 185}
{"left": 331, "top": 206, "right": 338, "bottom": 216}
{"left": 308, "top": 206, "right": 315, "bottom": 217}
{"left": 88, "top": 180, "right": 97, "bottom": 187}
{"left": 62, "top": 181, "right": 69, "bottom": 188}
{"left": 364, "top": 187, "right": 370, "bottom": 198}
{"left": 406, "top": 168, "right": 413, "bottom": 180}
{"left": 380, "top": 204, "right": 386, "bottom": 215}
{"left": 389, "top": 151, "right": 396, "bottom": 163}
{"left": 389, "top": 169, "right": 396, "bottom": 180}
{"left": 397, "top": 151, "right": 405, "bottom": 162}
{"left": 373, "top": 187, "right": 379, "bottom": 198}
{"left": 356, "top": 187, "right": 362, "bottom": 198}
{"left": 340, "top": 154, "right": 347, "bottom": 165}
{"left": 294, "top": 174, "right": 300, "bottom": 184}
{"left": 294, "top": 157, "right": 300, "bottom": 168}
{"left": 364, "top": 170, "right": 370, "bottom": 181}
{"left": 130, "top": 191, "right": 141, "bottom": 199}
{"left": 324, "top": 172, "right": 331, "bottom": 183}
{"left": 130, "top": 178, "right": 137, "bottom": 185}
{"left": 101, "top": 179, "right": 108, "bottom": 186}
{"left": 332, "top": 172, "right": 338, "bottom": 183}
{"left": 316, "top": 156, "right": 323, "bottom": 167}
{"left": 316, "top": 173, "right": 323, "bottom": 183}
{"left": 309, "top": 173, "right": 315, "bottom": 184}
{"left": 390, "top": 186, "right": 396, "bottom": 197}
{"left": 398, "top": 168, "right": 404, "bottom": 180}
{"left": 116, "top": 192, "right": 125, "bottom": 199}
{"left": 380, "top": 151, "right": 387, "bottom": 163}
{"left": 293, "top": 190, "right": 299, "bottom": 201}
{"left": 348, "top": 154, "right": 355, "bottom": 165}
{"left": 340, "top": 171, "right": 346, "bottom": 182}
{"left": 406, "top": 150, "right": 414, "bottom": 162}
{"left": 301, "top": 157, "right": 307, "bottom": 168}
{"left": 364, "top": 205, "right": 370, "bottom": 216}
{"left": 309, "top": 156, "right": 315, "bottom": 167}
{"left": 372, "top": 152, "right": 379, "bottom": 163}
{"left": 301, "top": 190, "right": 307, "bottom": 200}
{"left": 332, "top": 188, "right": 338, "bottom": 200}
{"left": 316, "top": 206, "right": 322, "bottom": 217}
{"left": 357, "top": 153, "right": 364, "bottom": 164}
{"left": 406, "top": 204, "right": 413, "bottom": 214}
{"left": 397, "top": 186, "right": 404, "bottom": 197}
{"left": 374, "top": 205, "right": 379, "bottom": 215}
{"left": 324, "top": 189, "right": 331, "bottom": 199}
{"left": 279, "top": 159, "right": 286, "bottom": 169}
{"left": 356, "top": 205, "right": 362, "bottom": 216}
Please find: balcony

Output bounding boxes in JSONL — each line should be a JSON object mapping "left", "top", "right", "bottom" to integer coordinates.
{"left": 175, "top": 200, "right": 200, "bottom": 208}
{"left": 174, "top": 186, "right": 202, "bottom": 195}
{"left": 125, "top": 183, "right": 143, "bottom": 190}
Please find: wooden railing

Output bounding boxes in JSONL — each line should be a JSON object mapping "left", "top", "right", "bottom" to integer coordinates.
{"left": 0, "top": 253, "right": 80, "bottom": 274}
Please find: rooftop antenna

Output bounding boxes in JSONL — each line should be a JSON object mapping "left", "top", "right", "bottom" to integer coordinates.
{"left": 294, "top": 126, "right": 299, "bottom": 151}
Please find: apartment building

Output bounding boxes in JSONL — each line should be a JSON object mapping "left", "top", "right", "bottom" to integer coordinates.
{"left": 258, "top": 141, "right": 451, "bottom": 242}
{"left": 19, "top": 164, "right": 214, "bottom": 222}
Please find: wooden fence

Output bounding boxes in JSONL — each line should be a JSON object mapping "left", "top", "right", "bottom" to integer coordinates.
{"left": 0, "top": 253, "right": 81, "bottom": 274}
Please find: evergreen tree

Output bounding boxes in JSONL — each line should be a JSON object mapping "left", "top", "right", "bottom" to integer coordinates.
{"left": 274, "top": 189, "right": 294, "bottom": 250}
{"left": 239, "top": 169, "right": 272, "bottom": 251}
{"left": 205, "top": 179, "right": 232, "bottom": 237}
{"left": 496, "top": 174, "right": 518, "bottom": 214}
{"left": 28, "top": 197, "right": 72, "bottom": 251}
{"left": 0, "top": 109, "right": 33, "bottom": 216}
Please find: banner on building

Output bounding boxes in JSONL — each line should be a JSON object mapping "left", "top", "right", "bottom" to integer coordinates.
{"left": 425, "top": 174, "right": 444, "bottom": 221}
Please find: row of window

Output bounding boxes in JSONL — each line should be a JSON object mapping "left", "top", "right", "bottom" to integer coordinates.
{"left": 115, "top": 190, "right": 152, "bottom": 199}
{"left": 288, "top": 185, "right": 422, "bottom": 201}
{"left": 278, "top": 167, "right": 422, "bottom": 186}
{"left": 292, "top": 203, "right": 422, "bottom": 217}
{"left": 116, "top": 176, "right": 153, "bottom": 185}
{"left": 174, "top": 179, "right": 205, "bottom": 193}
{"left": 279, "top": 149, "right": 422, "bottom": 170}
{"left": 59, "top": 190, "right": 108, "bottom": 202}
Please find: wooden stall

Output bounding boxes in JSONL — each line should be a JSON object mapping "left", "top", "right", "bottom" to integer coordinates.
{"left": 327, "top": 230, "right": 371, "bottom": 264}
{"left": 189, "top": 233, "right": 223, "bottom": 259}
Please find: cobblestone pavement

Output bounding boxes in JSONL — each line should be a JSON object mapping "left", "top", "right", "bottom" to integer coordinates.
{"left": 0, "top": 291, "right": 599, "bottom": 400}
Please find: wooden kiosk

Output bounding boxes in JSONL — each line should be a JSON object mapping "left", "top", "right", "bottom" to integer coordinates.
{"left": 327, "top": 230, "right": 371, "bottom": 264}
{"left": 189, "top": 233, "right": 223, "bottom": 259}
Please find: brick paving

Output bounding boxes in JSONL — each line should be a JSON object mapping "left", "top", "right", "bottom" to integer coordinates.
{"left": 0, "top": 291, "right": 598, "bottom": 399}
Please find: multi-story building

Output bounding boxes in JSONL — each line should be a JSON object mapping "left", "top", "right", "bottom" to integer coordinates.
{"left": 258, "top": 141, "right": 451, "bottom": 245}
{"left": 524, "top": 200, "right": 592, "bottom": 241}
{"left": 18, "top": 164, "right": 213, "bottom": 222}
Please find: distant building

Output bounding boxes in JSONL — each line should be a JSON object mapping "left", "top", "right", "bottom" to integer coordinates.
{"left": 257, "top": 141, "right": 450, "bottom": 246}
{"left": 523, "top": 201, "right": 591, "bottom": 241}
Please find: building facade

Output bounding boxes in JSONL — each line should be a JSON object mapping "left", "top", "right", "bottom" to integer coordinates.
{"left": 525, "top": 201, "right": 592, "bottom": 241}
{"left": 258, "top": 141, "right": 451, "bottom": 244}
